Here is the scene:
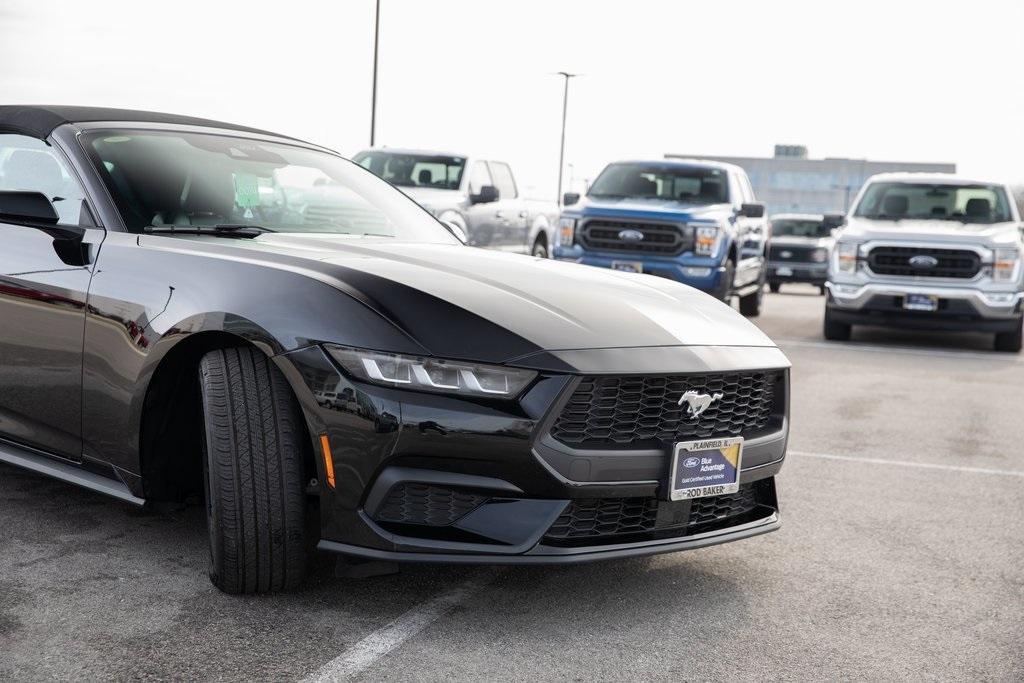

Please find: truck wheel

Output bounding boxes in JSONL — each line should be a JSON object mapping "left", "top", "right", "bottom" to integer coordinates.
{"left": 713, "top": 260, "right": 735, "bottom": 303}
{"left": 199, "top": 347, "right": 307, "bottom": 594}
{"left": 739, "top": 286, "right": 762, "bottom": 317}
{"left": 531, "top": 237, "right": 549, "bottom": 258}
{"left": 768, "top": 282, "right": 781, "bottom": 293}
{"left": 994, "top": 319, "right": 1023, "bottom": 353}
{"left": 819, "top": 284, "right": 827, "bottom": 295}
{"left": 823, "top": 307, "right": 852, "bottom": 341}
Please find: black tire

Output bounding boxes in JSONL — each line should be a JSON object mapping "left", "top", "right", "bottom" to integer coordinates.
{"left": 823, "top": 307, "right": 852, "bottom": 341}
{"left": 994, "top": 319, "right": 1023, "bottom": 353}
{"left": 531, "top": 237, "right": 549, "bottom": 259}
{"left": 738, "top": 284, "right": 763, "bottom": 317}
{"left": 768, "top": 282, "right": 781, "bottom": 293}
{"left": 819, "top": 284, "right": 827, "bottom": 295}
{"left": 712, "top": 260, "right": 735, "bottom": 303}
{"left": 199, "top": 347, "right": 307, "bottom": 594}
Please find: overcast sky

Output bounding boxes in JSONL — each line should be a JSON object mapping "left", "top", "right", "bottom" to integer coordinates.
{"left": 2, "top": 0, "right": 1022, "bottom": 198}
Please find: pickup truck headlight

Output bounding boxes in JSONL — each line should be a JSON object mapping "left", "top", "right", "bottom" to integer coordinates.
{"left": 834, "top": 242, "right": 859, "bottom": 274}
{"left": 993, "top": 248, "right": 1020, "bottom": 282}
{"left": 557, "top": 217, "right": 576, "bottom": 246}
{"left": 810, "top": 248, "right": 828, "bottom": 263}
{"left": 326, "top": 346, "right": 537, "bottom": 399}
{"left": 694, "top": 226, "right": 718, "bottom": 256}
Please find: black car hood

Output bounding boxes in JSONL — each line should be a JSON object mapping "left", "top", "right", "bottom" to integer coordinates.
{"left": 155, "top": 234, "right": 779, "bottom": 366}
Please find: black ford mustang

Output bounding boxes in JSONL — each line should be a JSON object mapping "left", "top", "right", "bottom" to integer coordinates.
{"left": 0, "top": 106, "right": 790, "bottom": 593}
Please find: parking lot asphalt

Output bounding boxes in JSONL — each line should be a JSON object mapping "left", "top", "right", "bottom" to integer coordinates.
{"left": 1, "top": 286, "right": 1022, "bottom": 681}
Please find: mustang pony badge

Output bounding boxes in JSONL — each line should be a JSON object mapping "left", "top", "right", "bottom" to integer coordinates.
{"left": 678, "top": 390, "right": 723, "bottom": 418}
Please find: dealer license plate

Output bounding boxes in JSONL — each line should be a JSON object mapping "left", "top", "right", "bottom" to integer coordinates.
{"left": 611, "top": 260, "right": 643, "bottom": 273}
{"left": 669, "top": 437, "right": 744, "bottom": 501}
{"left": 903, "top": 294, "right": 938, "bottom": 312}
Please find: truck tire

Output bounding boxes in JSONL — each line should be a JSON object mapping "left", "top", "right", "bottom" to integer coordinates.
{"left": 738, "top": 285, "right": 763, "bottom": 317}
{"left": 531, "top": 236, "right": 549, "bottom": 258}
{"left": 713, "top": 260, "right": 735, "bottom": 303}
{"left": 768, "top": 282, "right": 781, "bottom": 293}
{"left": 823, "top": 307, "right": 852, "bottom": 341}
{"left": 198, "top": 347, "right": 307, "bottom": 594}
{"left": 994, "top": 319, "right": 1023, "bottom": 353}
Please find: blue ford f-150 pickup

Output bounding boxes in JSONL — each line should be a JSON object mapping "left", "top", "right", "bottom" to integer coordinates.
{"left": 553, "top": 159, "right": 769, "bottom": 316}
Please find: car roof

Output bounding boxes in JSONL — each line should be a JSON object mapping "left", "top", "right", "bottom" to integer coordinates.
{"left": 864, "top": 172, "right": 1006, "bottom": 187}
{"left": 358, "top": 147, "right": 470, "bottom": 159}
{"left": 771, "top": 213, "right": 824, "bottom": 221}
{"left": 0, "top": 104, "right": 292, "bottom": 140}
{"left": 628, "top": 157, "right": 746, "bottom": 174}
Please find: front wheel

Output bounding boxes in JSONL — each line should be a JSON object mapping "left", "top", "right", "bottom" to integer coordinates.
{"left": 531, "top": 237, "right": 549, "bottom": 259}
{"left": 738, "top": 285, "right": 763, "bottom": 317}
{"left": 199, "top": 347, "right": 308, "bottom": 594}
{"left": 994, "top": 318, "right": 1023, "bottom": 352}
{"left": 768, "top": 282, "right": 781, "bottom": 293}
{"left": 823, "top": 307, "right": 852, "bottom": 341}
{"left": 712, "top": 260, "right": 735, "bottom": 303}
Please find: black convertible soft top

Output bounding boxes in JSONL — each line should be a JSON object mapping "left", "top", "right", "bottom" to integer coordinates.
{"left": 0, "top": 105, "right": 291, "bottom": 140}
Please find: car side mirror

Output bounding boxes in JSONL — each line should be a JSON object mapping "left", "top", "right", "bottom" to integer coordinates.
{"left": 822, "top": 213, "right": 845, "bottom": 229}
{"left": 0, "top": 190, "right": 59, "bottom": 225}
{"left": 444, "top": 221, "right": 468, "bottom": 244}
{"left": 562, "top": 192, "right": 581, "bottom": 206}
{"left": 470, "top": 185, "right": 499, "bottom": 204}
{"left": 738, "top": 203, "right": 765, "bottom": 218}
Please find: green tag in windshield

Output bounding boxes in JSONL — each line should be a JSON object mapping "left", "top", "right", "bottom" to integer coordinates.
{"left": 233, "top": 173, "right": 260, "bottom": 208}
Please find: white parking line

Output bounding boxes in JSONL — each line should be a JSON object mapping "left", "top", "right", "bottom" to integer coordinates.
{"left": 306, "top": 571, "right": 495, "bottom": 682}
{"left": 789, "top": 450, "right": 1024, "bottom": 477}
{"left": 776, "top": 338, "right": 1024, "bottom": 363}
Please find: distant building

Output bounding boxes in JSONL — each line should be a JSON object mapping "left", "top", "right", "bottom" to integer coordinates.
{"left": 665, "top": 145, "right": 956, "bottom": 216}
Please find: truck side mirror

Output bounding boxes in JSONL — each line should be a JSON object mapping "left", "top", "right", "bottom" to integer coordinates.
{"left": 822, "top": 213, "right": 845, "bottom": 229}
{"left": 470, "top": 185, "right": 499, "bottom": 204}
{"left": 0, "top": 190, "right": 59, "bottom": 225}
{"left": 739, "top": 203, "right": 765, "bottom": 218}
{"left": 562, "top": 192, "right": 580, "bottom": 206}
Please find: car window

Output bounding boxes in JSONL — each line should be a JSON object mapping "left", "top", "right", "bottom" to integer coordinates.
{"left": 853, "top": 182, "right": 1012, "bottom": 223}
{"left": 488, "top": 162, "right": 517, "bottom": 199}
{"left": 738, "top": 174, "right": 756, "bottom": 203}
{"left": 0, "top": 134, "right": 91, "bottom": 226}
{"left": 468, "top": 161, "right": 493, "bottom": 195}
{"left": 589, "top": 163, "right": 729, "bottom": 203}
{"left": 352, "top": 151, "right": 465, "bottom": 190}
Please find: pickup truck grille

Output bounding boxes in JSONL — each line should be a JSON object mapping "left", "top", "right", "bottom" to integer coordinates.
{"left": 550, "top": 371, "right": 783, "bottom": 449}
{"left": 579, "top": 219, "right": 689, "bottom": 256}
{"left": 867, "top": 246, "right": 981, "bottom": 279}
{"left": 768, "top": 244, "right": 819, "bottom": 262}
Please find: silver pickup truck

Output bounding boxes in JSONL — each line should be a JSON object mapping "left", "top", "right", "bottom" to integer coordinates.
{"left": 824, "top": 173, "right": 1024, "bottom": 352}
{"left": 353, "top": 148, "right": 558, "bottom": 257}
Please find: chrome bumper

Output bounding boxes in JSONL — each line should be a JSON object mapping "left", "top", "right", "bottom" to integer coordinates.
{"left": 826, "top": 281, "right": 1024, "bottom": 320}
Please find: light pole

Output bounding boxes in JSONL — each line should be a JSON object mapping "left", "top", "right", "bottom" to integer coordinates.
{"left": 555, "top": 71, "right": 578, "bottom": 205}
{"left": 369, "top": 0, "right": 381, "bottom": 146}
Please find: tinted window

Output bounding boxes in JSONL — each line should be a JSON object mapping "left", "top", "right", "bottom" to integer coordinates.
{"left": 0, "top": 134, "right": 90, "bottom": 226}
{"left": 772, "top": 219, "right": 830, "bottom": 237}
{"left": 589, "top": 163, "right": 729, "bottom": 203}
{"left": 81, "top": 130, "right": 459, "bottom": 242}
{"left": 488, "top": 162, "right": 517, "bottom": 199}
{"left": 352, "top": 151, "right": 465, "bottom": 190}
{"left": 853, "top": 182, "right": 1012, "bottom": 224}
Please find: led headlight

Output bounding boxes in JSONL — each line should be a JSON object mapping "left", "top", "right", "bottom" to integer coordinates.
{"left": 694, "top": 225, "right": 719, "bottom": 256}
{"left": 834, "top": 242, "right": 859, "bottom": 274}
{"left": 993, "top": 248, "right": 1020, "bottom": 282}
{"left": 326, "top": 346, "right": 537, "bottom": 399}
{"left": 557, "top": 217, "right": 576, "bottom": 247}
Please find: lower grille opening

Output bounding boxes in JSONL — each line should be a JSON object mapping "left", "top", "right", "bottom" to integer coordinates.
{"left": 543, "top": 479, "right": 776, "bottom": 547}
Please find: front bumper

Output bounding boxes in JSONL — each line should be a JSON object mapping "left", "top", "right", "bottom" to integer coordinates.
{"left": 553, "top": 245, "right": 723, "bottom": 292}
{"left": 277, "top": 345, "right": 789, "bottom": 565}
{"left": 826, "top": 280, "right": 1024, "bottom": 332}
{"left": 768, "top": 262, "right": 827, "bottom": 285}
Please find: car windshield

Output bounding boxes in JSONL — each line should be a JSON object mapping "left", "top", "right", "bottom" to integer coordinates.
{"left": 588, "top": 163, "right": 730, "bottom": 203}
{"left": 772, "top": 219, "right": 831, "bottom": 238}
{"left": 353, "top": 151, "right": 466, "bottom": 190}
{"left": 853, "top": 182, "right": 1012, "bottom": 224}
{"left": 81, "top": 130, "right": 460, "bottom": 241}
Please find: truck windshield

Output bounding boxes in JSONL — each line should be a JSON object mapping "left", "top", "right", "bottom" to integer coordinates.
{"left": 588, "top": 163, "right": 729, "bottom": 203}
{"left": 81, "top": 130, "right": 459, "bottom": 242}
{"left": 353, "top": 151, "right": 465, "bottom": 190}
{"left": 853, "top": 182, "right": 1012, "bottom": 224}
{"left": 772, "top": 219, "right": 831, "bottom": 238}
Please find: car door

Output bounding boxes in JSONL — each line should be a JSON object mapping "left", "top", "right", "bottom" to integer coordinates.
{"left": 487, "top": 161, "right": 529, "bottom": 252}
{"left": 0, "top": 134, "right": 101, "bottom": 461}
{"left": 732, "top": 171, "right": 765, "bottom": 288}
{"left": 464, "top": 160, "right": 501, "bottom": 248}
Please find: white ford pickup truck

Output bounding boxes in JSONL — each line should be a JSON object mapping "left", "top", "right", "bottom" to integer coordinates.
{"left": 824, "top": 173, "right": 1024, "bottom": 352}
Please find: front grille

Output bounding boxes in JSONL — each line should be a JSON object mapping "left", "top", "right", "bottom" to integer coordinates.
{"left": 550, "top": 371, "right": 781, "bottom": 449}
{"left": 867, "top": 246, "right": 981, "bottom": 279}
{"left": 544, "top": 482, "right": 767, "bottom": 542}
{"left": 579, "top": 219, "right": 690, "bottom": 255}
{"left": 768, "top": 244, "right": 819, "bottom": 262}
{"left": 374, "top": 483, "right": 487, "bottom": 526}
